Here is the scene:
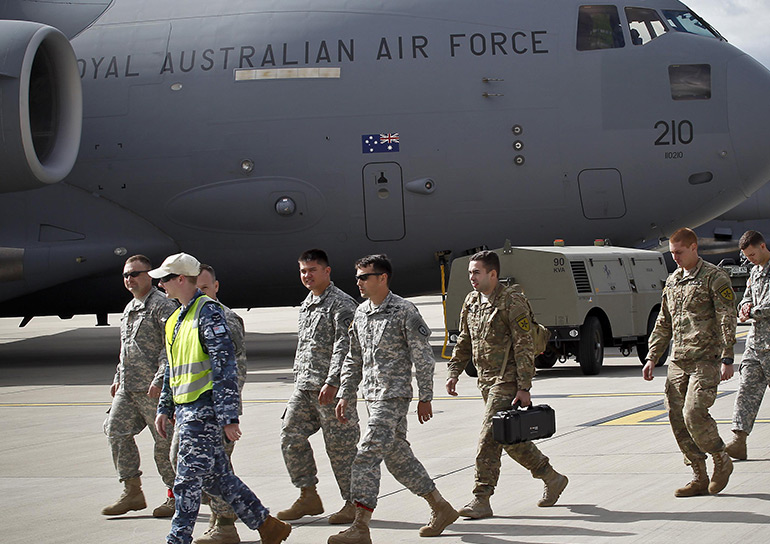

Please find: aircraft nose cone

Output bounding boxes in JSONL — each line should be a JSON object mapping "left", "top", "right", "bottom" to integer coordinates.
{"left": 728, "top": 54, "right": 770, "bottom": 196}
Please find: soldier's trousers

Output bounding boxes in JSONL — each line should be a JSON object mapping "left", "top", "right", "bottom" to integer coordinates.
{"left": 281, "top": 388, "right": 360, "bottom": 499}
{"left": 665, "top": 359, "right": 725, "bottom": 464}
{"left": 732, "top": 346, "right": 770, "bottom": 434}
{"left": 351, "top": 398, "right": 434, "bottom": 509}
{"left": 168, "top": 398, "right": 269, "bottom": 544}
{"left": 474, "top": 379, "right": 550, "bottom": 497}
{"left": 104, "top": 390, "right": 175, "bottom": 487}
{"left": 171, "top": 424, "right": 238, "bottom": 518}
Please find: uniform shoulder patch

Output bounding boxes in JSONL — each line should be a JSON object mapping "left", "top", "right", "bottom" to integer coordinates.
{"left": 718, "top": 284, "right": 735, "bottom": 301}
{"left": 212, "top": 324, "right": 227, "bottom": 337}
{"left": 515, "top": 313, "right": 531, "bottom": 332}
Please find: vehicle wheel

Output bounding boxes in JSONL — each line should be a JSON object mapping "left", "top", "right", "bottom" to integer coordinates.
{"left": 535, "top": 348, "right": 558, "bottom": 369}
{"left": 638, "top": 309, "right": 668, "bottom": 367}
{"left": 578, "top": 316, "right": 604, "bottom": 375}
{"left": 464, "top": 360, "right": 478, "bottom": 377}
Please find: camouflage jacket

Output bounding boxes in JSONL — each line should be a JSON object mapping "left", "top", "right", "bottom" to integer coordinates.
{"left": 339, "top": 291, "right": 435, "bottom": 402}
{"left": 448, "top": 283, "right": 535, "bottom": 390}
{"left": 222, "top": 303, "right": 247, "bottom": 414}
{"left": 157, "top": 291, "right": 241, "bottom": 427}
{"left": 294, "top": 282, "right": 357, "bottom": 390}
{"left": 114, "top": 287, "right": 178, "bottom": 392}
{"left": 741, "top": 260, "right": 770, "bottom": 351}
{"left": 648, "top": 258, "right": 736, "bottom": 364}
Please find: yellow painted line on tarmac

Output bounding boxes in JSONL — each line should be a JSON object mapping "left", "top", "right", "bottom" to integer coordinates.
{"left": 0, "top": 392, "right": 666, "bottom": 408}
{"left": 600, "top": 410, "right": 667, "bottom": 425}
{"left": 569, "top": 392, "right": 664, "bottom": 398}
{"left": 0, "top": 402, "right": 111, "bottom": 407}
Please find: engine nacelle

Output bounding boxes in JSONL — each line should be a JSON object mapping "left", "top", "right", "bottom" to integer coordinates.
{"left": 0, "top": 21, "right": 82, "bottom": 193}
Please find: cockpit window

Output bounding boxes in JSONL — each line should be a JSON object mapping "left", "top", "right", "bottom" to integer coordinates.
{"left": 625, "top": 7, "right": 668, "bottom": 45}
{"left": 577, "top": 6, "right": 626, "bottom": 51}
{"left": 662, "top": 10, "right": 723, "bottom": 40}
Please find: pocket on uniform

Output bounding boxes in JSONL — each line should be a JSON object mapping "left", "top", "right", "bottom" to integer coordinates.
{"left": 370, "top": 319, "right": 388, "bottom": 347}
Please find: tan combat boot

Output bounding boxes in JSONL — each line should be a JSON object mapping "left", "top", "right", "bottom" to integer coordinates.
{"left": 725, "top": 430, "right": 748, "bottom": 460}
{"left": 674, "top": 460, "right": 709, "bottom": 497}
{"left": 419, "top": 488, "right": 459, "bottom": 537}
{"left": 328, "top": 501, "right": 356, "bottom": 525}
{"left": 276, "top": 485, "right": 324, "bottom": 520}
{"left": 457, "top": 495, "right": 492, "bottom": 519}
{"left": 538, "top": 467, "right": 569, "bottom": 507}
{"left": 257, "top": 516, "right": 291, "bottom": 544}
{"left": 152, "top": 493, "right": 175, "bottom": 518}
{"left": 195, "top": 513, "right": 217, "bottom": 543}
{"left": 709, "top": 451, "right": 733, "bottom": 494}
{"left": 195, "top": 515, "right": 240, "bottom": 544}
{"left": 101, "top": 477, "right": 146, "bottom": 515}
{"left": 327, "top": 506, "right": 372, "bottom": 544}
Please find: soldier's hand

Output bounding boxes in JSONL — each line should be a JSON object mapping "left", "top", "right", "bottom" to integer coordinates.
{"left": 417, "top": 400, "right": 433, "bottom": 424}
{"left": 318, "top": 384, "right": 338, "bottom": 405}
{"left": 514, "top": 390, "right": 531, "bottom": 408}
{"left": 446, "top": 378, "right": 459, "bottom": 396}
{"left": 721, "top": 359, "right": 735, "bottom": 381}
{"left": 739, "top": 303, "right": 752, "bottom": 322}
{"left": 642, "top": 360, "right": 655, "bottom": 381}
{"left": 335, "top": 398, "right": 349, "bottom": 423}
{"left": 155, "top": 414, "right": 170, "bottom": 439}
{"left": 110, "top": 383, "right": 118, "bottom": 397}
{"left": 224, "top": 423, "right": 242, "bottom": 442}
{"left": 147, "top": 384, "right": 162, "bottom": 398}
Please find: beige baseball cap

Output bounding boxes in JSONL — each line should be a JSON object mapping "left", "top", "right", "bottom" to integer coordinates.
{"left": 148, "top": 252, "right": 201, "bottom": 278}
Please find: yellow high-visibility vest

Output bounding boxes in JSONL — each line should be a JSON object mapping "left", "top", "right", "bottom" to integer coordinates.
{"left": 165, "top": 295, "right": 215, "bottom": 404}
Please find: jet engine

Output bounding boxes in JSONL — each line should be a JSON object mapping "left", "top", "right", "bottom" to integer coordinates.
{"left": 0, "top": 21, "right": 82, "bottom": 193}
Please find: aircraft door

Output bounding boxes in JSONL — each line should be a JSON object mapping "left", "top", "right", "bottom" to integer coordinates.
{"left": 362, "top": 162, "right": 405, "bottom": 241}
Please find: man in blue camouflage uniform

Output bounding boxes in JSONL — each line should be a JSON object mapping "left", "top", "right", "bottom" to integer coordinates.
{"left": 447, "top": 250, "right": 568, "bottom": 519}
{"left": 178, "top": 264, "right": 249, "bottom": 544}
{"left": 329, "top": 254, "right": 458, "bottom": 544}
{"left": 644, "top": 228, "right": 737, "bottom": 497}
{"left": 102, "top": 254, "right": 178, "bottom": 518}
{"left": 152, "top": 253, "right": 291, "bottom": 544}
{"left": 277, "top": 249, "right": 360, "bottom": 525}
{"left": 726, "top": 231, "right": 770, "bottom": 460}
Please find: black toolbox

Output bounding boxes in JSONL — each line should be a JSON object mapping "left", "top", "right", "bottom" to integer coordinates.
{"left": 492, "top": 404, "right": 556, "bottom": 444}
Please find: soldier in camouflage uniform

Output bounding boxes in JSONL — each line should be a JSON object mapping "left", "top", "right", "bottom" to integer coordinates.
{"left": 725, "top": 231, "right": 770, "bottom": 460}
{"left": 329, "top": 254, "right": 458, "bottom": 544}
{"left": 447, "top": 250, "right": 568, "bottom": 519}
{"left": 152, "top": 253, "right": 290, "bottom": 544}
{"left": 102, "top": 254, "right": 178, "bottom": 518}
{"left": 644, "top": 228, "right": 737, "bottom": 497}
{"left": 277, "top": 249, "right": 360, "bottom": 525}
{"left": 187, "top": 264, "right": 249, "bottom": 544}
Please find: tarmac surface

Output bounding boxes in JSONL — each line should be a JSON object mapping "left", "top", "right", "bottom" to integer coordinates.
{"left": 1, "top": 295, "right": 768, "bottom": 544}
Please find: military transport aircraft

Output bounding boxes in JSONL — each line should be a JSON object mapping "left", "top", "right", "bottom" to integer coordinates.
{"left": 2, "top": 0, "right": 770, "bottom": 324}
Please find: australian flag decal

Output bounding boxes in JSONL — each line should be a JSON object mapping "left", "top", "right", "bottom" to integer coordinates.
{"left": 362, "top": 133, "right": 400, "bottom": 153}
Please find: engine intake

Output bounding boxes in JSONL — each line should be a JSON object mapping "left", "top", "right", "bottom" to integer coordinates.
{"left": 0, "top": 21, "right": 82, "bottom": 193}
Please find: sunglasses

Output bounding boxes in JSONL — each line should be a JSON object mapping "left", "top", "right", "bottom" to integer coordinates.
{"left": 355, "top": 272, "right": 385, "bottom": 282}
{"left": 122, "top": 270, "right": 149, "bottom": 279}
{"left": 158, "top": 274, "right": 180, "bottom": 284}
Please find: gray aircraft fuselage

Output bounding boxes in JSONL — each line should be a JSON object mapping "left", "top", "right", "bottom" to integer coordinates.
{"left": 2, "top": 0, "right": 770, "bottom": 320}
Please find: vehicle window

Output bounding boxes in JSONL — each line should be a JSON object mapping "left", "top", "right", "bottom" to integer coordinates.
{"left": 625, "top": 7, "right": 667, "bottom": 45}
{"left": 669, "top": 64, "right": 711, "bottom": 100}
{"left": 577, "top": 5, "right": 626, "bottom": 51}
{"left": 662, "top": 10, "right": 722, "bottom": 39}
